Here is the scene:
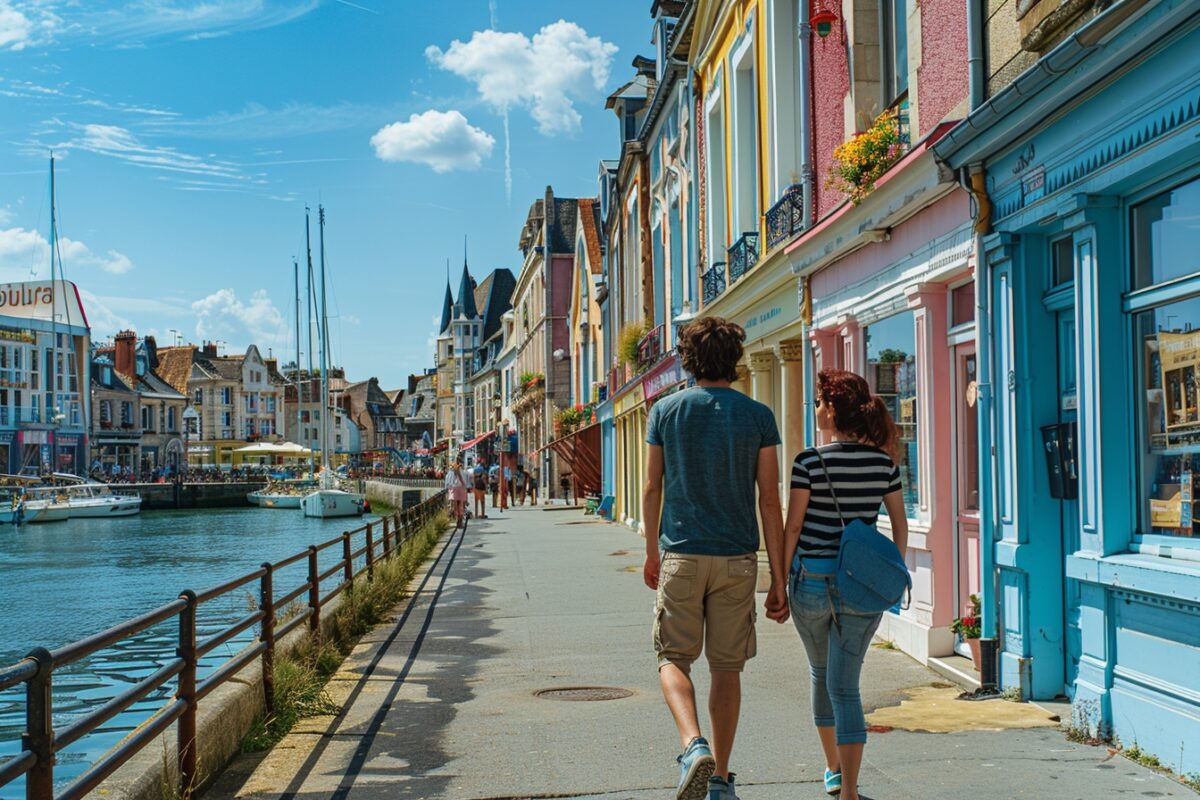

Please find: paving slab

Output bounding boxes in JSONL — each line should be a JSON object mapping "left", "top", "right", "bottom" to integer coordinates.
{"left": 210, "top": 507, "right": 1196, "bottom": 800}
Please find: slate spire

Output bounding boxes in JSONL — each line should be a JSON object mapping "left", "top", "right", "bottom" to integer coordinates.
{"left": 439, "top": 279, "right": 453, "bottom": 334}
{"left": 456, "top": 240, "right": 478, "bottom": 320}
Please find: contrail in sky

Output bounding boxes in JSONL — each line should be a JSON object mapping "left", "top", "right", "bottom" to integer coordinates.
{"left": 332, "top": 0, "right": 379, "bottom": 13}
{"left": 489, "top": 0, "right": 511, "bottom": 205}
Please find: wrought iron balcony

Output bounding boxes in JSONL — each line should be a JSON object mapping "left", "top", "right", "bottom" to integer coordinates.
{"left": 727, "top": 232, "right": 760, "bottom": 284}
{"left": 637, "top": 324, "right": 664, "bottom": 370}
{"left": 702, "top": 262, "right": 727, "bottom": 306}
{"left": 766, "top": 187, "right": 805, "bottom": 250}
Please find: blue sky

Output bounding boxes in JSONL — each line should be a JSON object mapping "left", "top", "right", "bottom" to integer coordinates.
{"left": 0, "top": 0, "right": 648, "bottom": 388}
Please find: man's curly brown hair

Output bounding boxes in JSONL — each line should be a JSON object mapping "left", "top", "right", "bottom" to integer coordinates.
{"left": 677, "top": 316, "right": 745, "bottom": 382}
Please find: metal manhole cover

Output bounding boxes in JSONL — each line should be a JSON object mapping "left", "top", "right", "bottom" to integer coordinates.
{"left": 535, "top": 686, "right": 634, "bottom": 701}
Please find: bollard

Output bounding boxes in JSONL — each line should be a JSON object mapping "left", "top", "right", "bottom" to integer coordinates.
{"left": 307, "top": 546, "right": 320, "bottom": 634}
{"left": 177, "top": 590, "right": 198, "bottom": 800}
{"left": 259, "top": 564, "right": 275, "bottom": 717}
{"left": 342, "top": 532, "right": 353, "bottom": 586}
{"left": 22, "top": 647, "right": 53, "bottom": 800}
{"left": 365, "top": 523, "right": 374, "bottom": 582}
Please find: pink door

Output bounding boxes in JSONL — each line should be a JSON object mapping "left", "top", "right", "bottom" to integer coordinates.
{"left": 954, "top": 344, "right": 981, "bottom": 657}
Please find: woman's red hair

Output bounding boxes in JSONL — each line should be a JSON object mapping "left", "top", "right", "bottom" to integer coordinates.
{"left": 817, "top": 368, "right": 901, "bottom": 462}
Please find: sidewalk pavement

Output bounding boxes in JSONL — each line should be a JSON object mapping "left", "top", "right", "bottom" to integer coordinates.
{"left": 212, "top": 506, "right": 1196, "bottom": 800}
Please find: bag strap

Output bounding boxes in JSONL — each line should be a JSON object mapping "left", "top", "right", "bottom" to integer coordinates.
{"left": 812, "top": 447, "right": 846, "bottom": 527}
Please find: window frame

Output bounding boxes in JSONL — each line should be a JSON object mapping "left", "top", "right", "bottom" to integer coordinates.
{"left": 1125, "top": 171, "right": 1200, "bottom": 552}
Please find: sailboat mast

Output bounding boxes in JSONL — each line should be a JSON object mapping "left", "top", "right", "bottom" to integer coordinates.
{"left": 293, "top": 258, "right": 302, "bottom": 463}
{"left": 304, "top": 209, "right": 316, "bottom": 477}
{"left": 48, "top": 154, "right": 59, "bottom": 460}
{"left": 317, "top": 205, "right": 331, "bottom": 474}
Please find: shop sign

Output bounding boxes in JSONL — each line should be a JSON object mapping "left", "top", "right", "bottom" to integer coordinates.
{"left": 22, "top": 430, "right": 49, "bottom": 445}
{"left": 188, "top": 444, "right": 214, "bottom": 454}
{"left": 741, "top": 284, "right": 800, "bottom": 342}
{"left": 0, "top": 280, "right": 88, "bottom": 328}
{"left": 614, "top": 383, "right": 645, "bottom": 416}
{"left": 0, "top": 431, "right": 14, "bottom": 444}
{"left": 643, "top": 356, "right": 686, "bottom": 402}
{"left": 57, "top": 435, "right": 80, "bottom": 446}
{"left": 0, "top": 326, "right": 36, "bottom": 345}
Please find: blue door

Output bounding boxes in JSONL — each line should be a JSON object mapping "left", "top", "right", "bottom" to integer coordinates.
{"left": 1056, "top": 307, "right": 1082, "bottom": 695}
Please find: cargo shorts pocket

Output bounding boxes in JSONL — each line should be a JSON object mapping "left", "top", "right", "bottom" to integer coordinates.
{"left": 745, "top": 606, "right": 758, "bottom": 659}
{"left": 725, "top": 556, "right": 757, "bottom": 601}
{"left": 660, "top": 557, "right": 697, "bottom": 603}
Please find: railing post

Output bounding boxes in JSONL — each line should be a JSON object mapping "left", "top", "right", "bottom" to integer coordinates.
{"left": 259, "top": 563, "right": 275, "bottom": 718}
{"left": 364, "top": 523, "right": 374, "bottom": 582}
{"left": 381, "top": 516, "right": 391, "bottom": 559}
{"left": 22, "top": 647, "right": 53, "bottom": 800}
{"left": 177, "top": 590, "right": 198, "bottom": 800}
{"left": 342, "top": 532, "right": 353, "bottom": 586}
{"left": 307, "top": 546, "right": 320, "bottom": 635}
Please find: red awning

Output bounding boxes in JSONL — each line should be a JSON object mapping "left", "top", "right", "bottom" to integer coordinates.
{"left": 460, "top": 430, "right": 496, "bottom": 451}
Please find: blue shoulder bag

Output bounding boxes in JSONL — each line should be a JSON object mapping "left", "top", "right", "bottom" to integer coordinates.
{"left": 814, "top": 449, "right": 911, "bottom": 614}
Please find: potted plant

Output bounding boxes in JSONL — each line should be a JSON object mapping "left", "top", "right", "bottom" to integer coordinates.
{"left": 827, "top": 109, "right": 905, "bottom": 204}
{"left": 617, "top": 321, "right": 649, "bottom": 370}
{"left": 951, "top": 594, "right": 983, "bottom": 671}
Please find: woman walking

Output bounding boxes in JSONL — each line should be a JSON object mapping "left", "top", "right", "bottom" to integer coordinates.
{"left": 783, "top": 368, "right": 909, "bottom": 800}
{"left": 444, "top": 461, "right": 469, "bottom": 530}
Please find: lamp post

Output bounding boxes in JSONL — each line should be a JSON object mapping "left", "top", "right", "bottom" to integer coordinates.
{"left": 493, "top": 393, "right": 507, "bottom": 511}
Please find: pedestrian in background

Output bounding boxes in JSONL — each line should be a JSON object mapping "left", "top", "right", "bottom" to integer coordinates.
{"left": 471, "top": 460, "right": 488, "bottom": 519}
{"left": 488, "top": 460, "right": 500, "bottom": 509}
{"left": 642, "top": 316, "right": 788, "bottom": 800}
{"left": 515, "top": 464, "right": 527, "bottom": 505}
{"left": 782, "top": 368, "right": 909, "bottom": 800}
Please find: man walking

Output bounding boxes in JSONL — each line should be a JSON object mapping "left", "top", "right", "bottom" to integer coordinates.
{"left": 643, "top": 316, "right": 788, "bottom": 800}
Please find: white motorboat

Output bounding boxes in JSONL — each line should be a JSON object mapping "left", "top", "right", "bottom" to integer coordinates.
{"left": 299, "top": 206, "right": 364, "bottom": 520}
{"left": 27, "top": 474, "right": 142, "bottom": 517}
{"left": 0, "top": 493, "right": 44, "bottom": 525}
{"left": 248, "top": 479, "right": 312, "bottom": 509}
{"left": 23, "top": 499, "right": 70, "bottom": 523}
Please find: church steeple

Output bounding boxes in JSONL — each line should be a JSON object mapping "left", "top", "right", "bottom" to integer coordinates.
{"left": 456, "top": 239, "right": 478, "bottom": 320}
{"left": 439, "top": 278, "right": 453, "bottom": 334}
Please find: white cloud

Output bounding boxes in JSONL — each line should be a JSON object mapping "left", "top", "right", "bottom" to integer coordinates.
{"left": 0, "top": 206, "right": 12, "bottom": 226}
{"left": 192, "top": 288, "right": 288, "bottom": 350}
{"left": 426, "top": 20, "right": 617, "bottom": 135}
{"left": 77, "top": 288, "right": 133, "bottom": 339}
{"left": 65, "top": 123, "right": 246, "bottom": 181}
{"left": 0, "top": 2, "right": 34, "bottom": 50}
{"left": 78, "top": 1, "right": 318, "bottom": 45}
{"left": 371, "top": 109, "right": 494, "bottom": 173}
{"left": 0, "top": 226, "right": 135, "bottom": 279}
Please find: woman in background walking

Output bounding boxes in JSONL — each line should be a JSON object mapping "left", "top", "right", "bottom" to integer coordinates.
{"left": 444, "top": 461, "right": 469, "bottom": 529}
{"left": 782, "top": 368, "right": 909, "bottom": 800}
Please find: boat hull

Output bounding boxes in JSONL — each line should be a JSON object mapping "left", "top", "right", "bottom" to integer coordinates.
{"left": 25, "top": 504, "right": 70, "bottom": 523}
{"left": 66, "top": 498, "right": 142, "bottom": 517}
{"left": 249, "top": 492, "right": 303, "bottom": 509}
{"left": 301, "top": 489, "right": 364, "bottom": 518}
{"left": 0, "top": 507, "right": 43, "bottom": 525}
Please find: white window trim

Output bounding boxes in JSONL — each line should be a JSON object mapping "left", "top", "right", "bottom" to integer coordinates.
{"left": 730, "top": 19, "right": 758, "bottom": 242}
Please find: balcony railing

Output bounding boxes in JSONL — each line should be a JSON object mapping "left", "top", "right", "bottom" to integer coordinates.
{"left": 637, "top": 324, "right": 664, "bottom": 370}
{"left": 766, "top": 187, "right": 805, "bottom": 250}
{"left": 702, "top": 262, "right": 727, "bottom": 306}
{"left": 727, "top": 232, "right": 760, "bottom": 284}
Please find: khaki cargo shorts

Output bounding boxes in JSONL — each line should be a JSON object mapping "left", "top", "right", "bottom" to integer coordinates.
{"left": 653, "top": 551, "right": 758, "bottom": 674}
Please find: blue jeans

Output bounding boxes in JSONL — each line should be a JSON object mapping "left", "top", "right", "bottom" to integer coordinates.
{"left": 789, "top": 568, "right": 883, "bottom": 745}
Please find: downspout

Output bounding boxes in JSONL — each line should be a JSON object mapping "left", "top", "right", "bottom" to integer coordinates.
{"left": 797, "top": 0, "right": 815, "bottom": 227}
{"left": 964, "top": 0, "right": 999, "bottom": 693}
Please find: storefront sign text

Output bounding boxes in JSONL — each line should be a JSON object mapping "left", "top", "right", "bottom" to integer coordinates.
{"left": 643, "top": 357, "right": 686, "bottom": 402}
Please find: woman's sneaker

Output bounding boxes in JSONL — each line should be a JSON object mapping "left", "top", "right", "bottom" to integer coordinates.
{"left": 675, "top": 737, "right": 715, "bottom": 800}
{"left": 824, "top": 768, "right": 842, "bottom": 796}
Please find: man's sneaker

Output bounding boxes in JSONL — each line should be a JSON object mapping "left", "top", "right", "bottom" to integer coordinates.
{"left": 707, "top": 772, "right": 740, "bottom": 799}
{"left": 824, "top": 768, "right": 842, "bottom": 796}
{"left": 675, "top": 737, "right": 715, "bottom": 800}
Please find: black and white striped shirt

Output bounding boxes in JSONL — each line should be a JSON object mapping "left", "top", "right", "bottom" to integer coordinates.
{"left": 790, "top": 442, "right": 902, "bottom": 559}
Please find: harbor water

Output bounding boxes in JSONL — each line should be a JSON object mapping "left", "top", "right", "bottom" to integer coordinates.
{"left": 0, "top": 501, "right": 423, "bottom": 797}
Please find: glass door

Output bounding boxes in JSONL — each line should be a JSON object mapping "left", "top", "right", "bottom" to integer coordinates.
{"left": 953, "top": 344, "right": 981, "bottom": 658}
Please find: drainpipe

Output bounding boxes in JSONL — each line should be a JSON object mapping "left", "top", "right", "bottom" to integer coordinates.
{"left": 967, "top": 0, "right": 985, "bottom": 111}
{"left": 964, "top": 165, "right": 998, "bottom": 692}
{"left": 797, "top": 0, "right": 815, "bottom": 226}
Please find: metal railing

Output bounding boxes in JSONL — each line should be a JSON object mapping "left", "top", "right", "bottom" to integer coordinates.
{"left": 637, "top": 324, "right": 664, "bottom": 370}
{"left": 766, "top": 188, "right": 805, "bottom": 250}
{"left": 727, "top": 232, "right": 760, "bottom": 284}
{"left": 0, "top": 489, "right": 448, "bottom": 800}
{"left": 702, "top": 262, "right": 727, "bottom": 306}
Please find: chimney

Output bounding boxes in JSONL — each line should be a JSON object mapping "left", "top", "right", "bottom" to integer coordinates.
{"left": 264, "top": 357, "right": 278, "bottom": 376}
{"left": 202, "top": 341, "right": 218, "bottom": 358}
{"left": 114, "top": 330, "right": 137, "bottom": 377}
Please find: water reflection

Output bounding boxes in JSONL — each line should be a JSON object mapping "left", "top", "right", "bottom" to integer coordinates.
{"left": 0, "top": 504, "right": 406, "bottom": 796}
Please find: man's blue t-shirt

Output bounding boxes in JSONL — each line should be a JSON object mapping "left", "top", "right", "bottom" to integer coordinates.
{"left": 646, "top": 386, "right": 781, "bottom": 556}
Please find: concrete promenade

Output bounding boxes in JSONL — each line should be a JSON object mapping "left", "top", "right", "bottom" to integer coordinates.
{"left": 213, "top": 506, "right": 1196, "bottom": 799}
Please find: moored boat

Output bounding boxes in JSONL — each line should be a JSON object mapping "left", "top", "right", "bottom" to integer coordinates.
{"left": 26, "top": 474, "right": 142, "bottom": 517}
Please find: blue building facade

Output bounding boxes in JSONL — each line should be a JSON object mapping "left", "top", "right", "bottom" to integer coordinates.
{"left": 936, "top": 0, "right": 1200, "bottom": 769}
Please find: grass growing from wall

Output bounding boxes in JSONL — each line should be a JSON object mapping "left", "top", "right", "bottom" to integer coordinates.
{"left": 242, "top": 511, "right": 451, "bottom": 752}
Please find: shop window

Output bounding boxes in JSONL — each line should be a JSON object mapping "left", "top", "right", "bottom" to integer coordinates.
{"left": 1132, "top": 177, "right": 1200, "bottom": 540}
{"left": 864, "top": 311, "right": 919, "bottom": 516}
{"left": 1133, "top": 176, "right": 1200, "bottom": 290}
{"left": 1051, "top": 237, "right": 1074, "bottom": 287}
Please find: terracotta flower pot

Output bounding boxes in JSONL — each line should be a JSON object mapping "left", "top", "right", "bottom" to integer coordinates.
{"left": 965, "top": 637, "right": 982, "bottom": 672}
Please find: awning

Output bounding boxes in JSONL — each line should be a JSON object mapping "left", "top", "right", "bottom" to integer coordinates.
{"left": 415, "top": 442, "right": 448, "bottom": 455}
{"left": 535, "top": 422, "right": 602, "bottom": 495}
{"left": 460, "top": 430, "right": 496, "bottom": 451}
